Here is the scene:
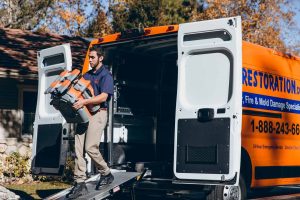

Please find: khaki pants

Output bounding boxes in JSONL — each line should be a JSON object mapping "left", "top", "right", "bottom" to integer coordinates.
{"left": 74, "top": 110, "right": 110, "bottom": 183}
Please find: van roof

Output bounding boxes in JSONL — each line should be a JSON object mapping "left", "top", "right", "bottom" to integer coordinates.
{"left": 90, "top": 25, "right": 179, "bottom": 46}
{"left": 82, "top": 25, "right": 299, "bottom": 74}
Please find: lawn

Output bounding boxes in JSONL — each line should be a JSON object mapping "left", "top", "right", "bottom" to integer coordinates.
{"left": 4, "top": 181, "right": 71, "bottom": 200}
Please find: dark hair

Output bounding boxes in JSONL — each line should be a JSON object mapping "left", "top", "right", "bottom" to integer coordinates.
{"left": 89, "top": 46, "right": 105, "bottom": 57}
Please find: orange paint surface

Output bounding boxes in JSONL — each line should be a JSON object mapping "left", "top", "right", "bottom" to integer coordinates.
{"left": 242, "top": 42, "right": 300, "bottom": 187}
{"left": 82, "top": 25, "right": 300, "bottom": 188}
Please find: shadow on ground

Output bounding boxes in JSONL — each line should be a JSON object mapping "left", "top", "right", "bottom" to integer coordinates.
{"left": 9, "top": 188, "right": 65, "bottom": 200}
{"left": 36, "top": 189, "right": 64, "bottom": 199}
{"left": 8, "top": 189, "right": 34, "bottom": 200}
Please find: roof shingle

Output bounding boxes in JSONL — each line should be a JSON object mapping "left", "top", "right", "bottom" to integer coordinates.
{"left": 0, "top": 28, "right": 89, "bottom": 79}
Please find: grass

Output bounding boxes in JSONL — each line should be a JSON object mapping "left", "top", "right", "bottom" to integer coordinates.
{"left": 4, "top": 181, "right": 71, "bottom": 200}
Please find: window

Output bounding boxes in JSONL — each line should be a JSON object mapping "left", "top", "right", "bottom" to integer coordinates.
{"left": 183, "top": 51, "right": 232, "bottom": 107}
{"left": 22, "top": 91, "right": 37, "bottom": 135}
{"left": 43, "top": 53, "right": 64, "bottom": 67}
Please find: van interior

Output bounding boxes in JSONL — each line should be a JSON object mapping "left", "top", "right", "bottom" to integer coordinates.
{"left": 100, "top": 33, "right": 178, "bottom": 179}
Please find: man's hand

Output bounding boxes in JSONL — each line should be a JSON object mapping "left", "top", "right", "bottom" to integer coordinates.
{"left": 73, "top": 99, "right": 87, "bottom": 110}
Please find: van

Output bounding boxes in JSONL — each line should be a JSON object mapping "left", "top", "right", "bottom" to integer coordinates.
{"left": 32, "top": 16, "right": 300, "bottom": 199}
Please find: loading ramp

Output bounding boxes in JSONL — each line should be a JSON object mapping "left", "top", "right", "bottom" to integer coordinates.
{"left": 45, "top": 171, "right": 140, "bottom": 200}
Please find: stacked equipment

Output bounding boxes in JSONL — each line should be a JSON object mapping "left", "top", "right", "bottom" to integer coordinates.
{"left": 45, "top": 69, "right": 100, "bottom": 123}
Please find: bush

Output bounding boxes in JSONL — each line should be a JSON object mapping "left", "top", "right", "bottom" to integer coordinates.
{"left": 4, "top": 152, "right": 30, "bottom": 181}
{"left": 2, "top": 149, "right": 75, "bottom": 184}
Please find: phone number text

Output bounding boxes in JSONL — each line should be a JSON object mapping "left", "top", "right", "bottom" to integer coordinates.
{"left": 250, "top": 120, "right": 300, "bottom": 135}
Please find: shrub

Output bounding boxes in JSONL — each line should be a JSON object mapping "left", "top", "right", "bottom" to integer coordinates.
{"left": 4, "top": 152, "right": 30, "bottom": 181}
{"left": 2, "top": 148, "right": 75, "bottom": 184}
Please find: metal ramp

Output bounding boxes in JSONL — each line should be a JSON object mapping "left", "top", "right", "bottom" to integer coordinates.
{"left": 46, "top": 171, "right": 140, "bottom": 200}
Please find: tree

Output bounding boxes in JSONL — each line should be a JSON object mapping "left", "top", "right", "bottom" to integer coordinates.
{"left": 193, "top": 0, "right": 299, "bottom": 55}
{"left": 84, "top": 1, "right": 112, "bottom": 38}
{"left": 158, "top": 0, "right": 202, "bottom": 25}
{"left": 108, "top": 0, "right": 200, "bottom": 32}
{"left": 109, "top": 0, "right": 160, "bottom": 32}
{"left": 38, "top": 0, "right": 89, "bottom": 36}
{"left": 0, "top": 0, "right": 55, "bottom": 30}
{"left": 1, "top": 0, "right": 298, "bottom": 55}
{"left": 39, "top": 0, "right": 112, "bottom": 37}
{"left": 107, "top": 0, "right": 299, "bottom": 55}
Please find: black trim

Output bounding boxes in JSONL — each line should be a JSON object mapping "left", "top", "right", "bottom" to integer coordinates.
{"left": 120, "top": 28, "right": 145, "bottom": 39}
{"left": 35, "top": 124, "right": 62, "bottom": 168}
{"left": 183, "top": 30, "right": 232, "bottom": 42}
{"left": 256, "top": 166, "right": 300, "bottom": 179}
{"left": 185, "top": 145, "right": 217, "bottom": 164}
{"left": 197, "top": 108, "right": 214, "bottom": 122}
{"left": 31, "top": 165, "right": 64, "bottom": 176}
{"left": 176, "top": 118, "right": 230, "bottom": 174}
{"left": 173, "top": 172, "right": 238, "bottom": 185}
{"left": 46, "top": 69, "right": 64, "bottom": 77}
{"left": 243, "top": 109, "right": 282, "bottom": 119}
{"left": 43, "top": 53, "right": 64, "bottom": 67}
{"left": 217, "top": 108, "right": 226, "bottom": 114}
{"left": 97, "top": 32, "right": 178, "bottom": 47}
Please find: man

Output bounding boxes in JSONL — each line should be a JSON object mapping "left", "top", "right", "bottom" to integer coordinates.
{"left": 67, "top": 46, "right": 114, "bottom": 199}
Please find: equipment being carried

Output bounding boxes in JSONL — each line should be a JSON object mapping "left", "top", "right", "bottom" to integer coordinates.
{"left": 45, "top": 69, "right": 100, "bottom": 123}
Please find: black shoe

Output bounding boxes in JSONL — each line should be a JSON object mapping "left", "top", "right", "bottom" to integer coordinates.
{"left": 67, "top": 182, "right": 88, "bottom": 199}
{"left": 96, "top": 173, "right": 114, "bottom": 190}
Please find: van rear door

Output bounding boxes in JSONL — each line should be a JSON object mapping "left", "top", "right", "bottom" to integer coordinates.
{"left": 31, "top": 44, "right": 72, "bottom": 175}
{"left": 174, "top": 16, "right": 242, "bottom": 185}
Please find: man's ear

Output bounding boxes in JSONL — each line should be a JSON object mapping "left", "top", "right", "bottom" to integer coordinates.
{"left": 99, "top": 56, "right": 104, "bottom": 62}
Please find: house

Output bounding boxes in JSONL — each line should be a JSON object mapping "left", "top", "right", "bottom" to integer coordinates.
{"left": 0, "top": 28, "right": 89, "bottom": 155}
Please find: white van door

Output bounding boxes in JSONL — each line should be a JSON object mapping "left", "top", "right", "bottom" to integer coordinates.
{"left": 31, "top": 44, "right": 72, "bottom": 175}
{"left": 174, "top": 16, "right": 242, "bottom": 185}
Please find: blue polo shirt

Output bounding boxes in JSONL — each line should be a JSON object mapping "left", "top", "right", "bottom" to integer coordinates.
{"left": 83, "top": 65, "right": 114, "bottom": 108}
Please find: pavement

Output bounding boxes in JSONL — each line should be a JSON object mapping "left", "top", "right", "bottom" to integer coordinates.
{"left": 0, "top": 185, "right": 20, "bottom": 200}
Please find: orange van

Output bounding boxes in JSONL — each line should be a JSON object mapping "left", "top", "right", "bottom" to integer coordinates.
{"left": 32, "top": 16, "right": 300, "bottom": 199}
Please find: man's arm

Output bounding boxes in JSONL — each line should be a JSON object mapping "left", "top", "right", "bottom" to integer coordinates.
{"left": 73, "top": 92, "right": 108, "bottom": 110}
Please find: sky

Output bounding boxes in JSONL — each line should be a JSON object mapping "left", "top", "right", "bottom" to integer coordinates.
{"left": 281, "top": 0, "right": 300, "bottom": 53}
{"left": 292, "top": 0, "right": 300, "bottom": 51}
{"left": 293, "top": 0, "right": 300, "bottom": 26}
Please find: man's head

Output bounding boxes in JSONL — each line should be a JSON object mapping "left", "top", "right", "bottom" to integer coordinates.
{"left": 89, "top": 46, "right": 104, "bottom": 70}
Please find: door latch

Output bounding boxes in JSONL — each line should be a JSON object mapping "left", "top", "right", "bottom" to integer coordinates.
{"left": 197, "top": 108, "right": 214, "bottom": 122}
